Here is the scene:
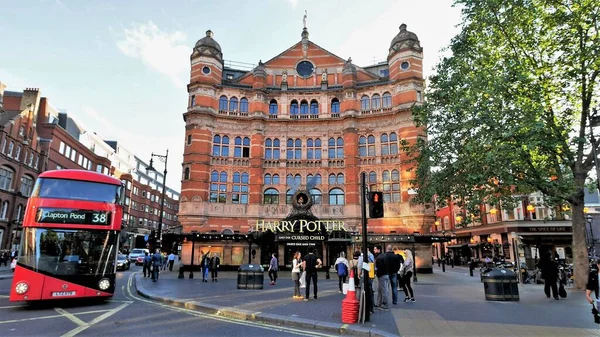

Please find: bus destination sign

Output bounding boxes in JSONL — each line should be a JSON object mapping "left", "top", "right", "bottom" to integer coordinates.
{"left": 36, "top": 208, "right": 111, "bottom": 225}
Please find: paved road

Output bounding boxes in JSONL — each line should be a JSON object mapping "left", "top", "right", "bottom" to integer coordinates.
{"left": 0, "top": 265, "right": 339, "bottom": 337}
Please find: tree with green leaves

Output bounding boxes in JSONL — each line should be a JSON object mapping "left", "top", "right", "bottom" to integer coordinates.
{"left": 411, "top": 0, "right": 600, "bottom": 289}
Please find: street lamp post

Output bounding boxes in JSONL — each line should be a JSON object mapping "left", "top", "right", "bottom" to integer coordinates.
{"left": 146, "top": 149, "right": 169, "bottom": 252}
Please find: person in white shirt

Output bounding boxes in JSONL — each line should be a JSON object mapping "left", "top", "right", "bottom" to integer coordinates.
{"left": 334, "top": 252, "right": 349, "bottom": 293}
{"left": 291, "top": 251, "right": 303, "bottom": 299}
{"left": 168, "top": 253, "right": 176, "bottom": 271}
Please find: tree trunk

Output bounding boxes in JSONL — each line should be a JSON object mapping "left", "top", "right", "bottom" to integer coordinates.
{"left": 571, "top": 194, "right": 589, "bottom": 290}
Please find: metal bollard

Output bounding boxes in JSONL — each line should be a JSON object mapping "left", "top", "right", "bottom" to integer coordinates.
{"left": 442, "top": 261, "right": 446, "bottom": 272}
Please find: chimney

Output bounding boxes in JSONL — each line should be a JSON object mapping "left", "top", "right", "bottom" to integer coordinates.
{"left": 20, "top": 88, "right": 41, "bottom": 113}
{"left": 0, "top": 81, "right": 6, "bottom": 110}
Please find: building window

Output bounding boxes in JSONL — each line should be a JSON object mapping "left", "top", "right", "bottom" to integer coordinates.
{"left": 286, "top": 174, "right": 301, "bottom": 187}
{"left": 212, "top": 134, "right": 230, "bottom": 157}
{"left": 331, "top": 99, "right": 340, "bottom": 114}
{"left": 328, "top": 137, "right": 344, "bottom": 159}
{"left": 290, "top": 100, "right": 299, "bottom": 115}
{"left": 210, "top": 170, "right": 227, "bottom": 203}
{"left": 70, "top": 149, "right": 77, "bottom": 162}
{"left": 307, "top": 138, "right": 322, "bottom": 159}
{"left": 229, "top": 97, "right": 239, "bottom": 111}
{"left": 286, "top": 189, "right": 295, "bottom": 204}
{"left": 383, "top": 92, "right": 392, "bottom": 109}
{"left": 264, "top": 174, "right": 271, "bottom": 185}
{"left": 7, "top": 142, "right": 14, "bottom": 157}
{"left": 310, "top": 100, "right": 319, "bottom": 115}
{"left": 234, "top": 137, "right": 250, "bottom": 158}
{"left": 368, "top": 171, "right": 377, "bottom": 190}
{"left": 361, "top": 95, "right": 370, "bottom": 111}
{"left": 381, "top": 133, "right": 398, "bottom": 155}
{"left": 20, "top": 175, "right": 34, "bottom": 196}
{"left": 307, "top": 173, "right": 321, "bottom": 185}
{"left": 272, "top": 174, "right": 280, "bottom": 184}
{"left": 19, "top": 126, "right": 24, "bottom": 136}
{"left": 264, "top": 188, "right": 279, "bottom": 204}
{"left": 240, "top": 98, "right": 249, "bottom": 113}
{"left": 310, "top": 188, "right": 322, "bottom": 204}
{"left": 286, "top": 138, "right": 302, "bottom": 160}
{"left": 190, "top": 95, "right": 196, "bottom": 107}
{"left": 184, "top": 167, "right": 190, "bottom": 180}
{"left": 219, "top": 96, "right": 228, "bottom": 111}
{"left": 35, "top": 156, "right": 39, "bottom": 169}
{"left": 328, "top": 173, "right": 344, "bottom": 185}
{"left": 329, "top": 188, "right": 345, "bottom": 205}
{"left": 232, "top": 172, "right": 249, "bottom": 204}
{"left": 15, "top": 145, "right": 21, "bottom": 160}
{"left": 371, "top": 94, "right": 381, "bottom": 110}
{"left": 78, "top": 154, "right": 83, "bottom": 166}
{"left": 265, "top": 173, "right": 280, "bottom": 185}
{"left": 59, "top": 141, "right": 65, "bottom": 155}
{"left": 383, "top": 169, "right": 401, "bottom": 202}
{"left": 359, "top": 135, "right": 376, "bottom": 157}
{"left": 265, "top": 138, "right": 280, "bottom": 159}
{"left": 0, "top": 201, "right": 8, "bottom": 219}
{"left": 187, "top": 134, "right": 192, "bottom": 145}
{"left": 269, "top": 100, "right": 278, "bottom": 115}
{"left": 0, "top": 167, "right": 13, "bottom": 191}
{"left": 300, "top": 100, "right": 309, "bottom": 115}
{"left": 15, "top": 204, "right": 24, "bottom": 222}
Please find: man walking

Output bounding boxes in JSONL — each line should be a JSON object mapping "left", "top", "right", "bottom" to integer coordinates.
{"left": 143, "top": 252, "right": 151, "bottom": 278}
{"left": 201, "top": 253, "right": 210, "bottom": 282}
{"left": 302, "top": 247, "right": 322, "bottom": 301}
{"left": 210, "top": 253, "right": 220, "bottom": 282}
{"left": 151, "top": 249, "right": 163, "bottom": 282}
{"left": 268, "top": 253, "right": 278, "bottom": 285}
{"left": 385, "top": 245, "right": 401, "bottom": 305}
{"left": 374, "top": 245, "right": 390, "bottom": 310}
{"left": 168, "top": 252, "right": 176, "bottom": 271}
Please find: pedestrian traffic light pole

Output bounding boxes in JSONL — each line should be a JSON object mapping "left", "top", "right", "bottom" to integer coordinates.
{"left": 360, "top": 172, "right": 371, "bottom": 323}
{"left": 146, "top": 149, "right": 168, "bottom": 252}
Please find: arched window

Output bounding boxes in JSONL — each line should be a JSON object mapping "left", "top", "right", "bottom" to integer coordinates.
{"left": 264, "top": 188, "right": 279, "bottom": 204}
{"left": 328, "top": 137, "right": 344, "bottom": 159}
{"left": 307, "top": 138, "right": 322, "bottom": 159}
{"left": 310, "top": 188, "right": 322, "bottom": 204}
{"left": 232, "top": 172, "right": 249, "bottom": 204}
{"left": 359, "top": 135, "right": 375, "bottom": 157}
{"left": 210, "top": 170, "right": 227, "bottom": 203}
{"left": 329, "top": 188, "right": 345, "bottom": 205}
{"left": 184, "top": 167, "right": 190, "bottom": 180}
{"left": 286, "top": 189, "right": 295, "bottom": 204}
{"left": 368, "top": 171, "right": 377, "bottom": 190}
{"left": 290, "top": 100, "right": 299, "bottom": 115}
{"left": 234, "top": 137, "right": 250, "bottom": 158}
{"left": 337, "top": 173, "right": 344, "bottom": 185}
{"left": 265, "top": 138, "right": 280, "bottom": 159}
{"left": 272, "top": 174, "right": 280, "bottom": 184}
{"left": 0, "top": 166, "right": 13, "bottom": 191}
{"left": 381, "top": 132, "right": 398, "bottom": 155}
{"left": 310, "top": 100, "right": 319, "bottom": 115}
{"left": 328, "top": 174, "right": 337, "bottom": 185}
{"left": 383, "top": 169, "right": 401, "bottom": 202}
{"left": 219, "top": 96, "right": 228, "bottom": 111}
{"left": 307, "top": 173, "right": 322, "bottom": 186}
{"left": 20, "top": 175, "right": 34, "bottom": 196}
{"left": 286, "top": 174, "right": 294, "bottom": 186}
{"left": 371, "top": 94, "right": 381, "bottom": 110}
{"left": 331, "top": 98, "right": 340, "bottom": 114}
{"left": 264, "top": 174, "right": 272, "bottom": 185}
{"left": 382, "top": 92, "right": 392, "bottom": 109}
{"left": 287, "top": 138, "right": 302, "bottom": 160}
{"left": 212, "top": 135, "right": 229, "bottom": 157}
{"left": 229, "top": 97, "right": 239, "bottom": 111}
{"left": 240, "top": 98, "right": 249, "bottom": 113}
{"left": 0, "top": 200, "right": 8, "bottom": 219}
{"left": 269, "top": 99, "right": 278, "bottom": 115}
{"left": 361, "top": 95, "right": 370, "bottom": 111}
{"left": 300, "top": 100, "right": 309, "bottom": 115}
{"left": 15, "top": 204, "right": 24, "bottom": 222}
{"left": 294, "top": 174, "right": 301, "bottom": 186}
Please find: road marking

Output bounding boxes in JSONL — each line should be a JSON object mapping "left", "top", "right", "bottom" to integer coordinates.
{"left": 0, "top": 295, "right": 9, "bottom": 298}
{"left": 126, "top": 273, "right": 336, "bottom": 337}
{"left": 60, "top": 302, "right": 131, "bottom": 337}
{"left": 55, "top": 308, "right": 87, "bottom": 327}
{"left": 0, "top": 314, "right": 65, "bottom": 324}
{"left": 0, "top": 305, "right": 24, "bottom": 309}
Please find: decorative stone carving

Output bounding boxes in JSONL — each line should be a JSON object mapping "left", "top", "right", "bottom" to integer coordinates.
{"left": 282, "top": 70, "right": 288, "bottom": 83}
{"left": 321, "top": 69, "right": 328, "bottom": 82}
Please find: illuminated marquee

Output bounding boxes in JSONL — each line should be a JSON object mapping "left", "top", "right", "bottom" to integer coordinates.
{"left": 254, "top": 219, "right": 347, "bottom": 233}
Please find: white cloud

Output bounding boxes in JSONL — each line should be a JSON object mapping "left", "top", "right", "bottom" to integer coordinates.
{"left": 116, "top": 21, "right": 189, "bottom": 88}
{"left": 286, "top": 0, "right": 299, "bottom": 7}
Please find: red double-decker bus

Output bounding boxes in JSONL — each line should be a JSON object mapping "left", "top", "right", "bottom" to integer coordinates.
{"left": 10, "top": 169, "right": 125, "bottom": 302}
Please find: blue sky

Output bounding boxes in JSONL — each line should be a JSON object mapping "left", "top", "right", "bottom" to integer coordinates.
{"left": 0, "top": 0, "right": 462, "bottom": 190}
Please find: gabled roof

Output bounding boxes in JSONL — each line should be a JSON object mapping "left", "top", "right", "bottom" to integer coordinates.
{"left": 0, "top": 110, "right": 21, "bottom": 126}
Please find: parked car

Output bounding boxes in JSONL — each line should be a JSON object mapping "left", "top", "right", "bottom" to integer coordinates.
{"left": 116, "top": 254, "right": 130, "bottom": 271}
{"left": 136, "top": 256, "right": 145, "bottom": 266}
{"left": 129, "top": 248, "right": 149, "bottom": 263}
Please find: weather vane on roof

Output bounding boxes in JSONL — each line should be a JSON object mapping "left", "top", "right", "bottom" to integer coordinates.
{"left": 303, "top": 10, "right": 307, "bottom": 29}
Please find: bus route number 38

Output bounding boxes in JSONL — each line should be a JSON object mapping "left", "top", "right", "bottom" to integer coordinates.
{"left": 92, "top": 213, "right": 108, "bottom": 224}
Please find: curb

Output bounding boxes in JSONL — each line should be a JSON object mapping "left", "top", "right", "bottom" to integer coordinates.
{"left": 133, "top": 274, "right": 398, "bottom": 337}
{"left": 0, "top": 273, "right": 13, "bottom": 280}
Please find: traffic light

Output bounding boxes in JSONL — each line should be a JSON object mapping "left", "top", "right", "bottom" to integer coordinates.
{"left": 368, "top": 191, "right": 384, "bottom": 218}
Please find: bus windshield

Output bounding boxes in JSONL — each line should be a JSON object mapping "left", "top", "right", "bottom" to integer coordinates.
{"left": 19, "top": 228, "right": 117, "bottom": 276}
{"left": 32, "top": 178, "right": 122, "bottom": 204}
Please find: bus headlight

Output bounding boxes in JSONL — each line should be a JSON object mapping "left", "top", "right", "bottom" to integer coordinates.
{"left": 98, "top": 278, "right": 111, "bottom": 291}
{"left": 15, "top": 282, "right": 29, "bottom": 295}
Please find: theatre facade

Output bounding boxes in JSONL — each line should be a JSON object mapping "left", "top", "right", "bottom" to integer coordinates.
{"left": 178, "top": 22, "right": 435, "bottom": 271}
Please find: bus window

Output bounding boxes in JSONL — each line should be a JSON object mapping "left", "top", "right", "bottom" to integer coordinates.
{"left": 32, "top": 178, "right": 121, "bottom": 203}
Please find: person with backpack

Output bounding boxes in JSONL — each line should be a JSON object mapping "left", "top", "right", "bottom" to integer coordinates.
{"left": 334, "top": 251, "right": 349, "bottom": 293}
{"left": 143, "top": 252, "right": 152, "bottom": 278}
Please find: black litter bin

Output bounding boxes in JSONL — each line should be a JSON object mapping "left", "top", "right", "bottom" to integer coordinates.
{"left": 237, "top": 264, "right": 264, "bottom": 289}
{"left": 483, "top": 269, "right": 519, "bottom": 301}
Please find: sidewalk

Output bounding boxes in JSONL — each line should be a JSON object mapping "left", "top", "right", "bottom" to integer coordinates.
{"left": 134, "top": 266, "right": 600, "bottom": 337}
{"left": 0, "top": 264, "right": 13, "bottom": 280}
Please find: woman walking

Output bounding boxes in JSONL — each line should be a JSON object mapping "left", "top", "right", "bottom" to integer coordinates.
{"left": 401, "top": 249, "right": 415, "bottom": 302}
{"left": 292, "top": 251, "right": 303, "bottom": 299}
{"left": 334, "top": 252, "right": 349, "bottom": 293}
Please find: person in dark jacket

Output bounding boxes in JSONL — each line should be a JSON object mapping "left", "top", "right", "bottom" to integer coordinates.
{"left": 201, "top": 253, "right": 210, "bottom": 282}
{"left": 210, "top": 253, "right": 220, "bottom": 282}
{"left": 586, "top": 260, "right": 600, "bottom": 305}
{"left": 374, "top": 245, "right": 389, "bottom": 310}
{"left": 538, "top": 253, "right": 559, "bottom": 300}
{"left": 385, "top": 245, "right": 401, "bottom": 305}
{"left": 142, "top": 252, "right": 151, "bottom": 278}
{"left": 151, "top": 249, "right": 163, "bottom": 282}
